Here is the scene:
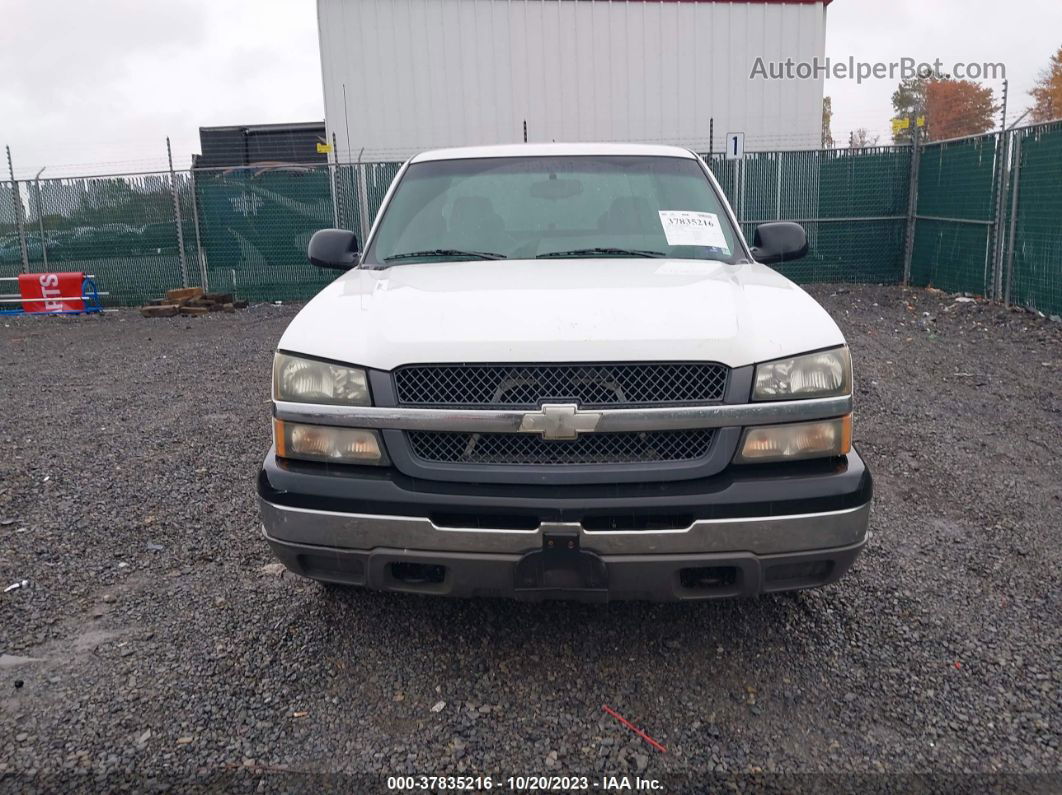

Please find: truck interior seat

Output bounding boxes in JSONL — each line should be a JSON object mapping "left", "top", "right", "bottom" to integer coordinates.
{"left": 447, "top": 197, "right": 507, "bottom": 249}
{"left": 597, "top": 196, "right": 657, "bottom": 233}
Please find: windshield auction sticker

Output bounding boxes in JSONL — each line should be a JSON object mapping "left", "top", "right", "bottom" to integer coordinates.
{"left": 658, "top": 210, "right": 730, "bottom": 252}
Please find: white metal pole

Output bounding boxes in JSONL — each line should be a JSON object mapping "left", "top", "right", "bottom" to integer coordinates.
{"left": 776, "top": 155, "right": 783, "bottom": 220}
{"left": 189, "top": 167, "right": 209, "bottom": 291}
{"left": 1004, "top": 133, "right": 1023, "bottom": 306}
{"left": 902, "top": 129, "right": 922, "bottom": 286}
{"left": 6, "top": 146, "right": 29, "bottom": 272}
{"left": 356, "top": 148, "right": 370, "bottom": 243}
{"left": 167, "top": 137, "right": 190, "bottom": 287}
{"left": 34, "top": 168, "right": 48, "bottom": 270}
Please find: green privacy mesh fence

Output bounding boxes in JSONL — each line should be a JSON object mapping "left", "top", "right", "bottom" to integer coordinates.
{"left": 190, "top": 161, "right": 407, "bottom": 302}
{"left": 910, "top": 133, "right": 999, "bottom": 296}
{"left": 1005, "top": 122, "right": 1062, "bottom": 315}
{"left": 3, "top": 124, "right": 1060, "bottom": 316}
{"left": 195, "top": 166, "right": 335, "bottom": 302}
{"left": 706, "top": 147, "right": 910, "bottom": 285}
{"left": 362, "top": 161, "right": 403, "bottom": 234}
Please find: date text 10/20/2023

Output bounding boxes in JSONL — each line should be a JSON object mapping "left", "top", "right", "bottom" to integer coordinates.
{"left": 386, "top": 775, "right": 664, "bottom": 791}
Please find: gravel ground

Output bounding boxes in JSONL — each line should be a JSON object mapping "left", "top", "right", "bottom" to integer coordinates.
{"left": 0, "top": 285, "right": 1059, "bottom": 793}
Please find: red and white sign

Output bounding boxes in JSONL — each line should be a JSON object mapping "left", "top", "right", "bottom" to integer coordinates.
{"left": 17, "top": 272, "right": 85, "bottom": 313}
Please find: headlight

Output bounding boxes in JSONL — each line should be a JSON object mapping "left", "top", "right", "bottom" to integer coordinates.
{"left": 753, "top": 346, "right": 852, "bottom": 401}
{"left": 273, "top": 352, "right": 370, "bottom": 405}
{"left": 735, "top": 416, "right": 852, "bottom": 464}
{"left": 274, "top": 419, "right": 388, "bottom": 465}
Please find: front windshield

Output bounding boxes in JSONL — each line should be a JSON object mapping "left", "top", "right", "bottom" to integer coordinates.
{"left": 363, "top": 155, "right": 743, "bottom": 266}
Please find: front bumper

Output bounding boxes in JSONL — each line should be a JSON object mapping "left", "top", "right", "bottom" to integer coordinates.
{"left": 258, "top": 448, "right": 872, "bottom": 601}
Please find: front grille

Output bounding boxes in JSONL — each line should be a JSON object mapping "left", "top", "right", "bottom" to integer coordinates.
{"left": 394, "top": 362, "right": 728, "bottom": 408}
{"left": 407, "top": 429, "right": 716, "bottom": 466}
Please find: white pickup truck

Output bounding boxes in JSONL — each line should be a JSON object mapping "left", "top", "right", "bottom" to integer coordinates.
{"left": 258, "top": 143, "right": 871, "bottom": 601}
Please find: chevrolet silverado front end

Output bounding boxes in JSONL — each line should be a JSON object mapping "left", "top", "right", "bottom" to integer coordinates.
{"left": 257, "top": 143, "right": 871, "bottom": 601}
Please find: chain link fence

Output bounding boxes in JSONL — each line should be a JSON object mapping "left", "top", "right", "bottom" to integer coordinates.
{"left": 909, "top": 132, "right": 999, "bottom": 296}
{"left": 1, "top": 171, "right": 203, "bottom": 306}
{"left": 193, "top": 166, "right": 333, "bottom": 302}
{"left": 1004, "top": 121, "right": 1062, "bottom": 313}
{"left": 2, "top": 122, "right": 1060, "bottom": 316}
{"left": 707, "top": 146, "right": 911, "bottom": 285}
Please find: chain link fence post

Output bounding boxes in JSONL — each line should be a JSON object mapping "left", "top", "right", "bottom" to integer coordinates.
{"left": 329, "top": 161, "right": 340, "bottom": 229}
{"left": 33, "top": 169, "right": 49, "bottom": 270}
{"left": 6, "top": 146, "right": 29, "bottom": 273}
{"left": 356, "top": 152, "right": 371, "bottom": 244}
{"left": 189, "top": 168, "right": 210, "bottom": 292}
{"left": 734, "top": 157, "right": 743, "bottom": 221}
{"left": 166, "top": 137, "right": 190, "bottom": 287}
{"left": 990, "top": 130, "right": 1010, "bottom": 300}
{"left": 329, "top": 134, "right": 341, "bottom": 229}
{"left": 775, "top": 153, "right": 783, "bottom": 220}
{"left": 1003, "top": 132, "right": 1023, "bottom": 307}
{"left": 902, "top": 130, "right": 922, "bottom": 285}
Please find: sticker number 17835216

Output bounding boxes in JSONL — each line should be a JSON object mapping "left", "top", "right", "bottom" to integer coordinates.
{"left": 657, "top": 210, "right": 730, "bottom": 253}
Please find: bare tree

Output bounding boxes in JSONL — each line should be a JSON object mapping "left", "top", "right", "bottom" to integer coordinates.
{"left": 848, "top": 128, "right": 881, "bottom": 149}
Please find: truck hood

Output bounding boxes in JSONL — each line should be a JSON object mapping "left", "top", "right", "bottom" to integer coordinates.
{"left": 278, "top": 258, "right": 845, "bottom": 370}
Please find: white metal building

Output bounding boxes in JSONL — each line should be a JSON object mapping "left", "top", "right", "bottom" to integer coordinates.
{"left": 317, "top": 0, "right": 830, "bottom": 160}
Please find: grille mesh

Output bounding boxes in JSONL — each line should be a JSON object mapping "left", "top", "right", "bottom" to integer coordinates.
{"left": 407, "top": 429, "right": 716, "bottom": 466}
{"left": 394, "top": 363, "right": 727, "bottom": 408}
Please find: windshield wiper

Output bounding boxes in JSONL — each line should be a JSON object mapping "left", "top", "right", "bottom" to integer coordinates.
{"left": 536, "top": 247, "right": 667, "bottom": 259}
{"left": 383, "top": 248, "right": 506, "bottom": 262}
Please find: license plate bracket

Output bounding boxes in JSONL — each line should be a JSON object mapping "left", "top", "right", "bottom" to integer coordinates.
{"left": 514, "top": 531, "right": 608, "bottom": 595}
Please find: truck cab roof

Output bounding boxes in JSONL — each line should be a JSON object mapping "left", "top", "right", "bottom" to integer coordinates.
{"left": 410, "top": 142, "right": 699, "bottom": 163}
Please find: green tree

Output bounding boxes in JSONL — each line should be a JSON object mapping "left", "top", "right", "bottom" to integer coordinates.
{"left": 891, "top": 76, "right": 931, "bottom": 143}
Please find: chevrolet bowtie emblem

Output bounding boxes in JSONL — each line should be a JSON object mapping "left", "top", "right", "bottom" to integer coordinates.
{"left": 518, "top": 403, "right": 602, "bottom": 440}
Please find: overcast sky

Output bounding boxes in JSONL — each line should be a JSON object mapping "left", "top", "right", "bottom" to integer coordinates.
{"left": 825, "top": 0, "right": 1060, "bottom": 145}
{"left": 1, "top": 0, "right": 1059, "bottom": 177}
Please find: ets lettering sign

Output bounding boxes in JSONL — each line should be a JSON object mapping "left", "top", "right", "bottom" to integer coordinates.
{"left": 17, "top": 272, "right": 85, "bottom": 313}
